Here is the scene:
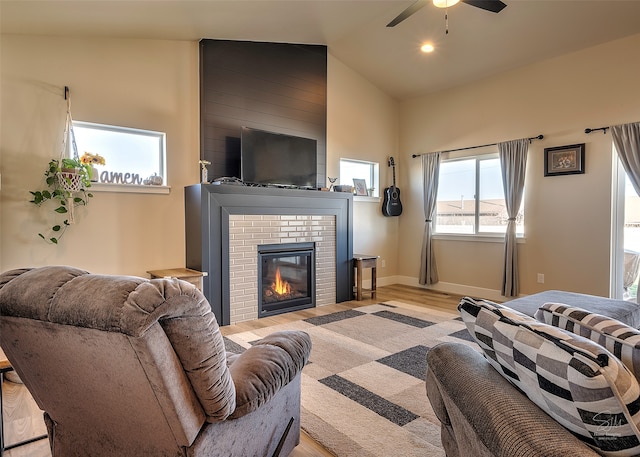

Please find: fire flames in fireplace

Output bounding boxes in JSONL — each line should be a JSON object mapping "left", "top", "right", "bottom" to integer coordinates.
{"left": 264, "top": 267, "right": 306, "bottom": 303}
{"left": 272, "top": 268, "right": 291, "bottom": 295}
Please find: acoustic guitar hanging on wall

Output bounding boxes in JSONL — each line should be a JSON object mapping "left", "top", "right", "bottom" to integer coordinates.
{"left": 382, "top": 156, "right": 402, "bottom": 217}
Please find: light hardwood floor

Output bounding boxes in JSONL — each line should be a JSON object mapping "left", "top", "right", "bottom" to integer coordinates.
{"left": 2, "top": 284, "right": 461, "bottom": 457}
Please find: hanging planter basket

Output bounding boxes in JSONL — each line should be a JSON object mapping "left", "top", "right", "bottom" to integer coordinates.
{"left": 57, "top": 169, "right": 83, "bottom": 192}
{"left": 28, "top": 87, "right": 95, "bottom": 243}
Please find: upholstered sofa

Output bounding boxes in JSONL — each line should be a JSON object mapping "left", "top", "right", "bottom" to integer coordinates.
{"left": 426, "top": 291, "right": 640, "bottom": 457}
{"left": 0, "top": 266, "right": 311, "bottom": 457}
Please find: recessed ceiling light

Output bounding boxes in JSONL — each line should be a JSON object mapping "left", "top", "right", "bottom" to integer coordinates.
{"left": 421, "top": 43, "right": 435, "bottom": 53}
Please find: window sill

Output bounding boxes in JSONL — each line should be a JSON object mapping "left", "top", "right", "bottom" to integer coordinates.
{"left": 89, "top": 183, "right": 171, "bottom": 194}
{"left": 433, "top": 233, "right": 526, "bottom": 243}
{"left": 354, "top": 195, "right": 380, "bottom": 203}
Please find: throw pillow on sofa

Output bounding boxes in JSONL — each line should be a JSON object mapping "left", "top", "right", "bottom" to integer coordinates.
{"left": 536, "top": 302, "right": 640, "bottom": 380}
{"left": 458, "top": 296, "right": 640, "bottom": 457}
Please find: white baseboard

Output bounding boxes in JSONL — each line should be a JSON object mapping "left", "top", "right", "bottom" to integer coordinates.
{"left": 376, "top": 275, "right": 507, "bottom": 302}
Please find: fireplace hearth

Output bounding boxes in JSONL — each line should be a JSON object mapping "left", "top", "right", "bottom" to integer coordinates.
{"left": 258, "top": 243, "right": 315, "bottom": 317}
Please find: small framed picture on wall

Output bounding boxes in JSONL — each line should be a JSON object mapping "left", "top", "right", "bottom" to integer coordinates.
{"left": 544, "top": 143, "right": 585, "bottom": 177}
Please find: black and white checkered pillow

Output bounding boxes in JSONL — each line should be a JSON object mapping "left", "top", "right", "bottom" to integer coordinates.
{"left": 536, "top": 302, "right": 640, "bottom": 381}
{"left": 459, "top": 296, "right": 640, "bottom": 456}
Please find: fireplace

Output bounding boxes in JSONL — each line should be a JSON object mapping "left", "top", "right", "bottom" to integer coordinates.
{"left": 185, "top": 184, "right": 353, "bottom": 325}
{"left": 258, "top": 242, "right": 315, "bottom": 317}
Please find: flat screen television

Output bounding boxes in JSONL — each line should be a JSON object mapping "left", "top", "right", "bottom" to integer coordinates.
{"left": 241, "top": 127, "right": 318, "bottom": 188}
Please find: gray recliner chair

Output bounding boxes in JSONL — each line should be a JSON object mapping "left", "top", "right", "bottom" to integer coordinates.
{"left": 0, "top": 266, "right": 311, "bottom": 457}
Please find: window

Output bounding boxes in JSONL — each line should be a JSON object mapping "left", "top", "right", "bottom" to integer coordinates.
{"left": 339, "top": 159, "right": 379, "bottom": 197}
{"left": 72, "top": 121, "right": 166, "bottom": 186}
{"left": 620, "top": 166, "right": 640, "bottom": 301}
{"left": 435, "top": 154, "right": 524, "bottom": 235}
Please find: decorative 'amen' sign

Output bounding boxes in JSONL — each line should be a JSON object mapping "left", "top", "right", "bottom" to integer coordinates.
{"left": 99, "top": 171, "right": 143, "bottom": 185}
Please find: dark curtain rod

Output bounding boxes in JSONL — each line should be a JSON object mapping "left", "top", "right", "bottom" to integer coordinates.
{"left": 411, "top": 134, "right": 544, "bottom": 158}
{"left": 585, "top": 126, "right": 609, "bottom": 134}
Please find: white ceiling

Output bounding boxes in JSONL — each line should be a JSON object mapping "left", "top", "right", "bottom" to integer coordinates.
{"left": 2, "top": 0, "right": 640, "bottom": 100}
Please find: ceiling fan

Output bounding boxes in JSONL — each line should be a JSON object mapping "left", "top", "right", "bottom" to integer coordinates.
{"left": 387, "top": 0, "right": 507, "bottom": 27}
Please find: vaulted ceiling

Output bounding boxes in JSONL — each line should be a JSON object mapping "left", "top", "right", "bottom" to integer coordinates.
{"left": 2, "top": 1, "right": 640, "bottom": 100}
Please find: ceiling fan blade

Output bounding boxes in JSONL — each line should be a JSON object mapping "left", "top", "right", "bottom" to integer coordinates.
{"left": 462, "top": 0, "right": 507, "bottom": 13}
{"left": 386, "top": 0, "right": 430, "bottom": 27}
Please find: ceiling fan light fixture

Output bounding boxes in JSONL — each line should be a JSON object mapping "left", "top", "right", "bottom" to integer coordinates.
{"left": 433, "top": 0, "right": 460, "bottom": 8}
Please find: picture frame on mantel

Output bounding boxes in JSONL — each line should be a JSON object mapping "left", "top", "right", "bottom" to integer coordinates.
{"left": 544, "top": 143, "right": 585, "bottom": 177}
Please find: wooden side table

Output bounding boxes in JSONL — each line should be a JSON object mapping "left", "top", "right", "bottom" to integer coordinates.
{"left": 147, "top": 268, "right": 207, "bottom": 291}
{"left": 353, "top": 254, "right": 379, "bottom": 301}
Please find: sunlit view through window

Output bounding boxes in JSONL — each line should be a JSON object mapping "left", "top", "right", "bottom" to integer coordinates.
{"left": 435, "top": 155, "right": 524, "bottom": 235}
{"left": 339, "top": 159, "right": 379, "bottom": 197}
{"left": 73, "top": 121, "right": 166, "bottom": 185}
{"left": 623, "top": 171, "right": 640, "bottom": 301}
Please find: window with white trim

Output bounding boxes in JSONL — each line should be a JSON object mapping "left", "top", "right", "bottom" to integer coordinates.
{"left": 73, "top": 121, "right": 167, "bottom": 186}
{"left": 435, "top": 154, "right": 524, "bottom": 235}
{"left": 339, "top": 158, "right": 379, "bottom": 197}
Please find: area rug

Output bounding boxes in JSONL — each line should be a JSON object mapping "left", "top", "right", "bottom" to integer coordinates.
{"left": 223, "top": 300, "right": 479, "bottom": 457}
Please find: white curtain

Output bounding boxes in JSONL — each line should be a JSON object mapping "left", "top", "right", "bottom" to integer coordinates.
{"left": 498, "top": 139, "right": 529, "bottom": 297}
{"left": 612, "top": 122, "right": 640, "bottom": 196}
{"left": 420, "top": 152, "right": 441, "bottom": 285}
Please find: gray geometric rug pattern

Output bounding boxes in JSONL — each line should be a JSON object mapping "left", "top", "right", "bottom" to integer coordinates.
{"left": 224, "top": 300, "right": 478, "bottom": 457}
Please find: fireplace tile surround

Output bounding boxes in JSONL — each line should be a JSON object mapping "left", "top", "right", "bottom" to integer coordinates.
{"left": 185, "top": 184, "right": 353, "bottom": 326}
{"left": 229, "top": 214, "right": 336, "bottom": 323}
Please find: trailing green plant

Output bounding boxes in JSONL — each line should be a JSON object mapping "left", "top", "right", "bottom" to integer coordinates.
{"left": 29, "top": 158, "right": 93, "bottom": 244}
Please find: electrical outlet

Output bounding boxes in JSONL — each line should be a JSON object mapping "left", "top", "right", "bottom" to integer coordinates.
{"left": 537, "top": 273, "right": 545, "bottom": 284}
{"left": 381, "top": 259, "right": 386, "bottom": 268}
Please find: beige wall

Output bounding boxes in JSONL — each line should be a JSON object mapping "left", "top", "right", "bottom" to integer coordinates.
{"left": 398, "top": 33, "right": 640, "bottom": 298}
{"left": 0, "top": 35, "right": 400, "bottom": 284}
{"left": 0, "top": 35, "right": 199, "bottom": 276}
{"left": 5, "top": 31, "right": 633, "bottom": 298}
{"left": 327, "top": 56, "right": 399, "bottom": 281}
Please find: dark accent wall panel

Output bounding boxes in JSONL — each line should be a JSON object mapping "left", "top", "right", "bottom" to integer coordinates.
{"left": 200, "top": 39, "right": 327, "bottom": 185}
